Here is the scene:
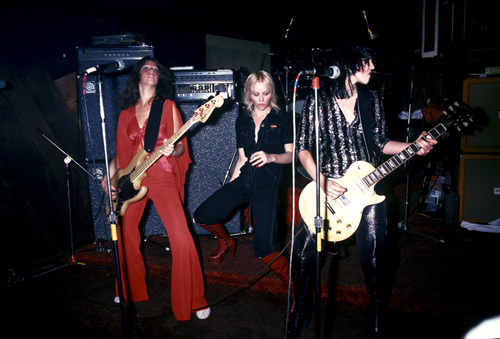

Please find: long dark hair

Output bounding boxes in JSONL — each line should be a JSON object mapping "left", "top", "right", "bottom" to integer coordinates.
{"left": 116, "top": 56, "right": 174, "bottom": 110}
{"left": 328, "top": 42, "right": 376, "bottom": 99}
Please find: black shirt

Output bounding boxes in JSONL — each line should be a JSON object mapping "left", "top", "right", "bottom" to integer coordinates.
{"left": 235, "top": 109, "right": 293, "bottom": 188}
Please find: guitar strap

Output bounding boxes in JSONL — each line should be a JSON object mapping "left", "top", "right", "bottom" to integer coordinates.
{"left": 357, "top": 86, "right": 374, "bottom": 161}
{"left": 144, "top": 99, "right": 165, "bottom": 153}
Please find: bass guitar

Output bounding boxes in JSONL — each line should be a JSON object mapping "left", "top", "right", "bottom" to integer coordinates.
{"left": 108, "top": 96, "right": 224, "bottom": 219}
{"left": 299, "top": 101, "right": 473, "bottom": 242}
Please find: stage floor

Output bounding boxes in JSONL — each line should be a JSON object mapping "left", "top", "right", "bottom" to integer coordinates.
{"left": 4, "top": 217, "right": 500, "bottom": 338}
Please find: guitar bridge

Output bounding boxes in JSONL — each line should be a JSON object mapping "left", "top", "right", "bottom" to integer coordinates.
{"left": 324, "top": 201, "right": 336, "bottom": 215}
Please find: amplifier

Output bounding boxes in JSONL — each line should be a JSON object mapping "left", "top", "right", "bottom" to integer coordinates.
{"left": 172, "top": 69, "right": 236, "bottom": 101}
{"left": 76, "top": 45, "right": 154, "bottom": 74}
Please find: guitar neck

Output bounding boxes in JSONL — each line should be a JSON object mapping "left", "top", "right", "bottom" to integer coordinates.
{"left": 362, "top": 123, "right": 447, "bottom": 188}
{"left": 129, "top": 118, "right": 196, "bottom": 182}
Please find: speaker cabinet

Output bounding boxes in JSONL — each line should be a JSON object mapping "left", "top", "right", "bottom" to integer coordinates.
{"left": 461, "top": 77, "right": 500, "bottom": 153}
{"left": 458, "top": 154, "right": 500, "bottom": 223}
{"left": 178, "top": 101, "right": 243, "bottom": 237}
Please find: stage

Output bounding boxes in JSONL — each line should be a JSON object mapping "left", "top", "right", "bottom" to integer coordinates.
{"left": 4, "top": 215, "right": 499, "bottom": 338}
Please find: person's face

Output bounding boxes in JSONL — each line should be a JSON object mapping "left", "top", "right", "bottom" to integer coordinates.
{"left": 352, "top": 59, "right": 374, "bottom": 85}
{"left": 250, "top": 81, "right": 272, "bottom": 112}
{"left": 139, "top": 60, "right": 159, "bottom": 87}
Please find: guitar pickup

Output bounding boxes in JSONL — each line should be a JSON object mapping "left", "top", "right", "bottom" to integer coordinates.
{"left": 338, "top": 194, "right": 349, "bottom": 206}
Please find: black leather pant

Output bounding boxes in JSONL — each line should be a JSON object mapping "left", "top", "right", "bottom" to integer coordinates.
{"left": 289, "top": 193, "right": 390, "bottom": 336}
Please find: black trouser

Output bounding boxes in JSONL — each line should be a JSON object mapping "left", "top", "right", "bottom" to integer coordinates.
{"left": 194, "top": 172, "right": 282, "bottom": 258}
{"left": 291, "top": 193, "right": 390, "bottom": 314}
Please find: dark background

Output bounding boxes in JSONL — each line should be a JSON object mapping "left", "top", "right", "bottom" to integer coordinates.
{"left": 1, "top": 0, "right": 498, "bottom": 278}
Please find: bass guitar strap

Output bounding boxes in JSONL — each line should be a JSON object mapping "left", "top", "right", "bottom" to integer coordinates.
{"left": 144, "top": 99, "right": 165, "bottom": 153}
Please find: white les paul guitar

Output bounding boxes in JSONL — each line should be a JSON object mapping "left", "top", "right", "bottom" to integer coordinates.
{"left": 108, "top": 96, "right": 224, "bottom": 219}
{"left": 299, "top": 102, "right": 473, "bottom": 242}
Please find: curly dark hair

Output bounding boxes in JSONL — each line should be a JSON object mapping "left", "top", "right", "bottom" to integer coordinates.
{"left": 116, "top": 56, "right": 174, "bottom": 110}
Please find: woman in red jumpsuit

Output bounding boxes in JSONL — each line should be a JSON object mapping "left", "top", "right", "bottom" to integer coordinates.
{"left": 101, "top": 56, "right": 210, "bottom": 321}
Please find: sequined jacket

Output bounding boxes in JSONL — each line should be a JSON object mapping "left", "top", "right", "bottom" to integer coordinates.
{"left": 297, "top": 85, "right": 389, "bottom": 179}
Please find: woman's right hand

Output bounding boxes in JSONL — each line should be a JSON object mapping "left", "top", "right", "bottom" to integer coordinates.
{"left": 325, "top": 179, "right": 347, "bottom": 200}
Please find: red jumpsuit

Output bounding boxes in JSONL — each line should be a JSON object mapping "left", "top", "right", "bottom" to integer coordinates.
{"left": 115, "top": 99, "right": 207, "bottom": 321}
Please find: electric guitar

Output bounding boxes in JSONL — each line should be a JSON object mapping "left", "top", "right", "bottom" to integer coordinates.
{"left": 108, "top": 95, "right": 224, "bottom": 219}
{"left": 298, "top": 101, "right": 473, "bottom": 242}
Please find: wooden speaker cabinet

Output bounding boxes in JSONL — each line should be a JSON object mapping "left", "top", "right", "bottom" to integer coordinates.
{"left": 458, "top": 154, "right": 500, "bottom": 223}
{"left": 461, "top": 77, "right": 500, "bottom": 153}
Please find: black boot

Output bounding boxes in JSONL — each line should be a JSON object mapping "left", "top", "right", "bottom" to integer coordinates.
{"left": 364, "top": 270, "right": 389, "bottom": 338}
{"left": 286, "top": 300, "right": 311, "bottom": 338}
{"left": 286, "top": 221, "right": 316, "bottom": 338}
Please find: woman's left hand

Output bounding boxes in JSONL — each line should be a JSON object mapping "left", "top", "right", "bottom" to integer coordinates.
{"left": 160, "top": 141, "right": 176, "bottom": 157}
{"left": 249, "top": 151, "right": 274, "bottom": 167}
{"left": 415, "top": 132, "right": 437, "bottom": 156}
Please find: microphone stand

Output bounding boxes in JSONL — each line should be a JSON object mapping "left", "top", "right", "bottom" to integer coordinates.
{"left": 95, "top": 70, "right": 129, "bottom": 337}
{"left": 296, "top": 71, "right": 323, "bottom": 338}
{"left": 311, "top": 76, "right": 323, "bottom": 339}
{"left": 33, "top": 128, "right": 109, "bottom": 277}
{"left": 283, "top": 18, "right": 294, "bottom": 112}
{"left": 401, "top": 64, "right": 443, "bottom": 243}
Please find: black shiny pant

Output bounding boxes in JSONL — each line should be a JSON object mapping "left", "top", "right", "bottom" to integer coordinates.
{"left": 291, "top": 194, "right": 390, "bottom": 320}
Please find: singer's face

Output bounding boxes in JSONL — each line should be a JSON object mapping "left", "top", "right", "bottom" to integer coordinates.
{"left": 140, "top": 61, "right": 159, "bottom": 86}
{"left": 352, "top": 59, "right": 374, "bottom": 85}
{"left": 250, "top": 81, "right": 272, "bottom": 113}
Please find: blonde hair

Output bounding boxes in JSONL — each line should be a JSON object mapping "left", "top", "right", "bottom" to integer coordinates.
{"left": 243, "top": 70, "right": 280, "bottom": 114}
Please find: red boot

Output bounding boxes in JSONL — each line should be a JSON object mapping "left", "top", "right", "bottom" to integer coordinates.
{"left": 261, "top": 251, "right": 295, "bottom": 313}
{"left": 197, "top": 223, "right": 236, "bottom": 264}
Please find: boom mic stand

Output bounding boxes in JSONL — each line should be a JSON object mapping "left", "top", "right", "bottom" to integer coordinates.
{"left": 94, "top": 70, "right": 129, "bottom": 336}
{"left": 33, "top": 128, "right": 109, "bottom": 276}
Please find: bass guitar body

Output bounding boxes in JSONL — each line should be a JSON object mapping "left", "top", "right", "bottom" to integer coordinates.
{"left": 110, "top": 148, "right": 149, "bottom": 218}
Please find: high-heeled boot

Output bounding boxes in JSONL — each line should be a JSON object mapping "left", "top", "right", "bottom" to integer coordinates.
{"left": 197, "top": 223, "right": 236, "bottom": 264}
{"left": 260, "top": 252, "right": 295, "bottom": 314}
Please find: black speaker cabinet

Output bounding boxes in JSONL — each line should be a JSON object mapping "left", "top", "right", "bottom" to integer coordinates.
{"left": 178, "top": 101, "right": 243, "bottom": 237}
{"left": 458, "top": 154, "right": 500, "bottom": 223}
{"left": 462, "top": 77, "right": 500, "bottom": 153}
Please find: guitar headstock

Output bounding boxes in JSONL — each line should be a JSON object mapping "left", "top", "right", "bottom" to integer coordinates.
{"left": 192, "top": 95, "right": 224, "bottom": 123}
{"left": 440, "top": 101, "right": 474, "bottom": 133}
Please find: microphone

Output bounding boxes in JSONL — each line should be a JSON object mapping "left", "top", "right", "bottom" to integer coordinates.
{"left": 84, "top": 60, "right": 126, "bottom": 74}
{"left": 303, "top": 65, "right": 341, "bottom": 79}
